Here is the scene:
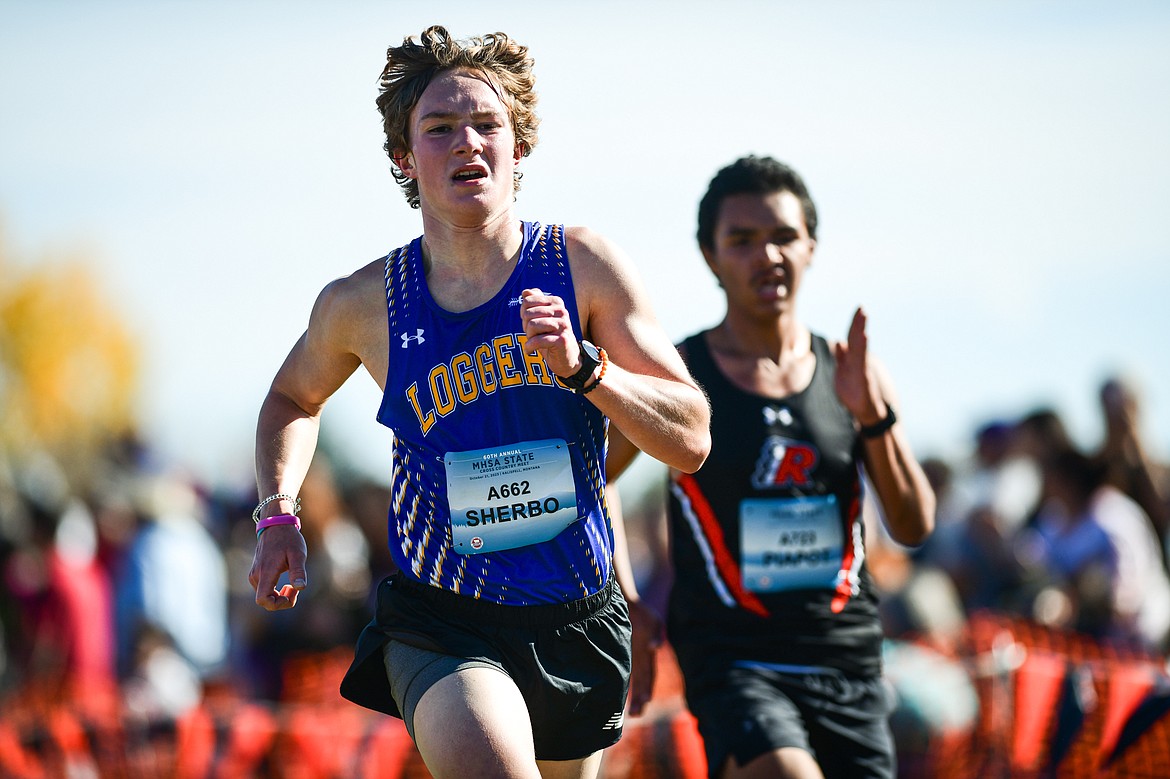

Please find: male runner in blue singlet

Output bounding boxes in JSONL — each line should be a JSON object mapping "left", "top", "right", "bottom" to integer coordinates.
{"left": 608, "top": 157, "right": 935, "bottom": 778}
{"left": 248, "top": 26, "right": 711, "bottom": 779}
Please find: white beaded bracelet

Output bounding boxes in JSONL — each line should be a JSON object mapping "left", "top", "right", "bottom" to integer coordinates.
{"left": 253, "top": 493, "right": 301, "bottom": 524}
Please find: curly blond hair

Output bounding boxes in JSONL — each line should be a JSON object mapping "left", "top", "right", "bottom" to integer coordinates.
{"left": 376, "top": 25, "right": 540, "bottom": 209}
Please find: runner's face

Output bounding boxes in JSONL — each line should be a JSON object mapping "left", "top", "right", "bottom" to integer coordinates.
{"left": 398, "top": 68, "right": 522, "bottom": 219}
{"left": 704, "top": 191, "right": 816, "bottom": 319}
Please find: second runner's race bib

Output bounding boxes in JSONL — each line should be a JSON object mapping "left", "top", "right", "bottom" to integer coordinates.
{"left": 739, "top": 495, "right": 843, "bottom": 592}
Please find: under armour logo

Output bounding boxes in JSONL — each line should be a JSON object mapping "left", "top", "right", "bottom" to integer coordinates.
{"left": 763, "top": 405, "right": 793, "bottom": 427}
{"left": 400, "top": 329, "right": 425, "bottom": 348}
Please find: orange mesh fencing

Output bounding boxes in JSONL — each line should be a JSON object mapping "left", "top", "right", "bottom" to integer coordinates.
{"left": 1, "top": 621, "right": 1167, "bottom": 778}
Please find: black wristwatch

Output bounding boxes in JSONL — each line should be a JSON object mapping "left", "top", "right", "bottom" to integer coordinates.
{"left": 859, "top": 404, "right": 897, "bottom": 439}
{"left": 556, "top": 340, "right": 602, "bottom": 391}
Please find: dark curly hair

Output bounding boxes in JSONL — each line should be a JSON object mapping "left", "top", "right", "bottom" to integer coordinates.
{"left": 697, "top": 156, "right": 818, "bottom": 250}
{"left": 376, "top": 25, "right": 540, "bottom": 209}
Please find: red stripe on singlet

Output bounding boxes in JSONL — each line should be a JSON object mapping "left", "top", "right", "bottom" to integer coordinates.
{"left": 676, "top": 473, "right": 770, "bottom": 618}
{"left": 830, "top": 479, "right": 862, "bottom": 614}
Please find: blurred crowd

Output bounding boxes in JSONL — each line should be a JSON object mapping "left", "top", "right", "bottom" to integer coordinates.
{"left": 0, "top": 433, "right": 395, "bottom": 719}
{"left": 877, "top": 373, "right": 1170, "bottom": 659}
{"left": 0, "top": 373, "right": 1167, "bottom": 763}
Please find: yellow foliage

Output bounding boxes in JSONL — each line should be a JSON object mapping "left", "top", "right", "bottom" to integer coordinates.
{"left": 0, "top": 226, "right": 141, "bottom": 460}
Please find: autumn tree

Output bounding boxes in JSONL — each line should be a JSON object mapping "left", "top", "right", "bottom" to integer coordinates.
{"left": 0, "top": 222, "right": 141, "bottom": 482}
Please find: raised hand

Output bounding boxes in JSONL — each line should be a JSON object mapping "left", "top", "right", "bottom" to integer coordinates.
{"left": 833, "top": 307, "right": 885, "bottom": 424}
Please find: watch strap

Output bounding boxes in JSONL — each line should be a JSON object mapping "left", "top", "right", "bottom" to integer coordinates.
{"left": 556, "top": 340, "right": 601, "bottom": 391}
{"left": 859, "top": 404, "right": 897, "bottom": 439}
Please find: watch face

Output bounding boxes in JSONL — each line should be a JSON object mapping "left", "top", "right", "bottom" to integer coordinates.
{"left": 580, "top": 340, "right": 601, "bottom": 363}
{"left": 561, "top": 340, "right": 601, "bottom": 390}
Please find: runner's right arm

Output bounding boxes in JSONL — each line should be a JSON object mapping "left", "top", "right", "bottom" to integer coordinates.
{"left": 250, "top": 276, "right": 364, "bottom": 610}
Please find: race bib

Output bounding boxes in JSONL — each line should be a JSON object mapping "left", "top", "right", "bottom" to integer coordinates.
{"left": 445, "top": 438, "right": 579, "bottom": 555}
{"left": 740, "top": 495, "right": 843, "bottom": 592}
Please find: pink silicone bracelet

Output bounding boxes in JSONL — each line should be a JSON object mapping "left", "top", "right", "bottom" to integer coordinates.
{"left": 256, "top": 513, "right": 301, "bottom": 534}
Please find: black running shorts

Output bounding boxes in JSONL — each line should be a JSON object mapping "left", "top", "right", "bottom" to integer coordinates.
{"left": 341, "top": 573, "right": 632, "bottom": 761}
{"left": 684, "top": 661, "right": 895, "bottom": 778}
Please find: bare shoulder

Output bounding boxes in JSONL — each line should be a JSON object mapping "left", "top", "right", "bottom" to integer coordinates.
{"left": 306, "top": 257, "right": 389, "bottom": 379}
{"left": 315, "top": 258, "right": 385, "bottom": 316}
{"left": 563, "top": 224, "right": 612, "bottom": 256}
{"left": 564, "top": 225, "right": 640, "bottom": 278}
{"left": 562, "top": 225, "right": 646, "bottom": 313}
{"left": 559, "top": 225, "right": 693, "bottom": 390}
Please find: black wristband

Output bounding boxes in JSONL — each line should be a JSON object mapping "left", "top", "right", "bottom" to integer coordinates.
{"left": 859, "top": 404, "right": 897, "bottom": 439}
{"left": 555, "top": 340, "right": 603, "bottom": 391}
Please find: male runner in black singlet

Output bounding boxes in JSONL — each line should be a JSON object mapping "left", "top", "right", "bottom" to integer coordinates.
{"left": 608, "top": 156, "right": 935, "bottom": 779}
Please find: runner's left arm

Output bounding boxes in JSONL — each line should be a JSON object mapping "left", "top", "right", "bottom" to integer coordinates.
{"left": 520, "top": 226, "right": 710, "bottom": 475}
{"left": 832, "top": 307, "right": 935, "bottom": 546}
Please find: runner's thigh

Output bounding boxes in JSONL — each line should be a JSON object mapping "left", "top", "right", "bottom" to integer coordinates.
{"left": 413, "top": 664, "right": 541, "bottom": 778}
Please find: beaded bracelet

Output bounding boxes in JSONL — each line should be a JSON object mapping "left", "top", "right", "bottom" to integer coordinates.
{"left": 253, "top": 493, "right": 301, "bottom": 524}
{"left": 256, "top": 513, "right": 301, "bottom": 536}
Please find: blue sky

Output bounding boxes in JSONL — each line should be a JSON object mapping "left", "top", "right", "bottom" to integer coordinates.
{"left": 2, "top": 1, "right": 1169, "bottom": 490}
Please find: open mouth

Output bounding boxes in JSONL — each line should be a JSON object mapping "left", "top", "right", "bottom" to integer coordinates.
{"left": 756, "top": 272, "right": 789, "bottom": 299}
{"left": 760, "top": 283, "right": 789, "bottom": 299}
{"left": 452, "top": 169, "right": 487, "bottom": 182}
